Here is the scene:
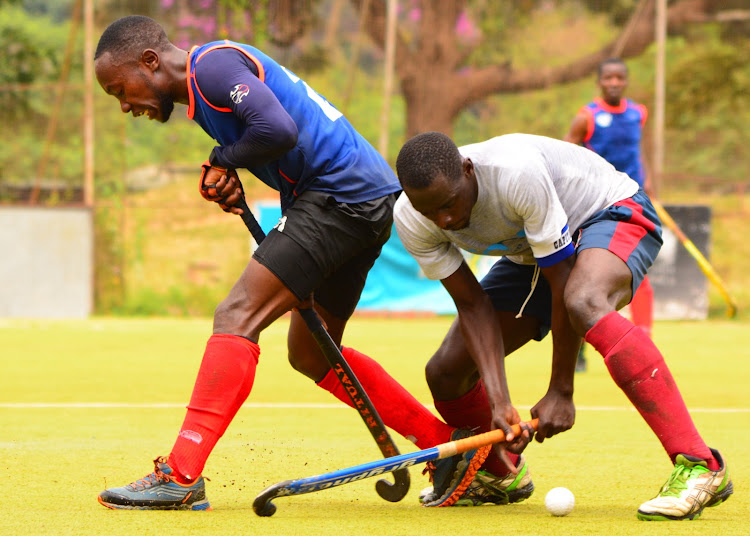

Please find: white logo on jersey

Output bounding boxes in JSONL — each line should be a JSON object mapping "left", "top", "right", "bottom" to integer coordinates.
{"left": 275, "top": 215, "right": 287, "bottom": 233}
{"left": 595, "top": 112, "right": 613, "bottom": 128}
{"left": 230, "top": 84, "right": 250, "bottom": 104}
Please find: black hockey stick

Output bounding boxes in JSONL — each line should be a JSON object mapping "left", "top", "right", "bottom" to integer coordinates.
{"left": 236, "top": 196, "right": 410, "bottom": 502}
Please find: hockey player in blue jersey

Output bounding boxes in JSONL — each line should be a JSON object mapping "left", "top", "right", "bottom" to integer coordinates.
{"left": 565, "top": 58, "right": 654, "bottom": 373}
{"left": 94, "top": 16, "right": 489, "bottom": 510}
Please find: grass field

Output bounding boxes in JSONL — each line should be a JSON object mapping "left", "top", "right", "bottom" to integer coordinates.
{"left": 1, "top": 315, "right": 747, "bottom": 535}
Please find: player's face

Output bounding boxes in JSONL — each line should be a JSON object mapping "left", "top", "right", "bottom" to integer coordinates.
{"left": 95, "top": 53, "right": 175, "bottom": 123}
{"left": 598, "top": 63, "right": 628, "bottom": 105}
{"left": 404, "top": 159, "right": 478, "bottom": 231}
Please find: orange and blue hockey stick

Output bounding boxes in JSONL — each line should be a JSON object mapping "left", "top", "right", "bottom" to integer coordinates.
{"left": 253, "top": 419, "right": 539, "bottom": 517}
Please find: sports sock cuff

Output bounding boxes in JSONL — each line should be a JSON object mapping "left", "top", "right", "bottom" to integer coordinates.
{"left": 584, "top": 311, "right": 634, "bottom": 357}
{"left": 209, "top": 333, "right": 261, "bottom": 362}
{"left": 316, "top": 367, "right": 339, "bottom": 392}
{"left": 434, "top": 380, "right": 488, "bottom": 428}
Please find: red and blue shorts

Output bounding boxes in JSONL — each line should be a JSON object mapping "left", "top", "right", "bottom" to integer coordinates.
{"left": 575, "top": 189, "right": 663, "bottom": 296}
{"left": 479, "top": 190, "right": 662, "bottom": 341}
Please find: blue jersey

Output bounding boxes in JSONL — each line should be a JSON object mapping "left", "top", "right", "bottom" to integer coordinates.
{"left": 581, "top": 97, "right": 647, "bottom": 188}
{"left": 187, "top": 40, "right": 400, "bottom": 210}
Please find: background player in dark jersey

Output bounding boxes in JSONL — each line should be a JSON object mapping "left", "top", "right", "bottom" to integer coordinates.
{"left": 565, "top": 58, "right": 654, "bottom": 372}
{"left": 93, "top": 15, "right": 487, "bottom": 510}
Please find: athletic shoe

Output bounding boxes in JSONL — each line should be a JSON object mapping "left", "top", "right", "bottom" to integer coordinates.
{"left": 420, "top": 454, "right": 534, "bottom": 506}
{"left": 421, "top": 429, "right": 491, "bottom": 507}
{"left": 637, "top": 448, "right": 732, "bottom": 521}
{"left": 419, "top": 485, "right": 435, "bottom": 504}
{"left": 455, "top": 454, "right": 535, "bottom": 506}
{"left": 98, "top": 457, "right": 212, "bottom": 511}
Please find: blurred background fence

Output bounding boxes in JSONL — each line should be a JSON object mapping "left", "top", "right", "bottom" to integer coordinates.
{"left": 1, "top": 0, "right": 748, "bottom": 317}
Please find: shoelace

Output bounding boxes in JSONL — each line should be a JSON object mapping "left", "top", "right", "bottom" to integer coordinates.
{"left": 127, "top": 459, "right": 172, "bottom": 490}
{"left": 660, "top": 463, "right": 708, "bottom": 498}
{"left": 422, "top": 462, "right": 436, "bottom": 483}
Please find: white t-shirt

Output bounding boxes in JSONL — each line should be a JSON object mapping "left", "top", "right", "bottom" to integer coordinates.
{"left": 394, "top": 133, "right": 639, "bottom": 280}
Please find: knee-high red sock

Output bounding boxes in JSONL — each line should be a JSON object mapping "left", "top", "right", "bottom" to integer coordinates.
{"left": 434, "top": 380, "right": 519, "bottom": 477}
{"left": 316, "top": 347, "right": 454, "bottom": 449}
{"left": 585, "top": 312, "right": 717, "bottom": 469}
{"left": 630, "top": 275, "right": 653, "bottom": 338}
{"left": 169, "top": 334, "right": 260, "bottom": 481}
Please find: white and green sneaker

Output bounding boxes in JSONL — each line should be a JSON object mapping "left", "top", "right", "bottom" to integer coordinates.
{"left": 420, "top": 455, "right": 534, "bottom": 506}
{"left": 637, "top": 448, "right": 732, "bottom": 521}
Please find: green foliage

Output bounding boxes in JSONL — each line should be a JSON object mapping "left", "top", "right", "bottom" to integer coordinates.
{"left": 20, "top": 0, "right": 74, "bottom": 22}
{"left": 0, "top": 5, "right": 74, "bottom": 120}
{"left": 668, "top": 31, "right": 749, "bottom": 117}
{"left": 111, "top": 285, "right": 218, "bottom": 316}
{"left": 663, "top": 30, "right": 750, "bottom": 181}
{"left": 0, "top": 1, "right": 85, "bottom": 200}
{"left": 580, "top": 0, "right": 639, "bottom": 26}
{"left": 93, "top": 199, "right": 126, "bottom": 314}
{"left": 465, "top": 1, "right": 538, "bottom": 67}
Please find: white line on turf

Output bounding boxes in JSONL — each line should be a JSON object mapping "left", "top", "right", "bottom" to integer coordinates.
{"left": 0, "top": 402, "right": 748, "bottom": 412}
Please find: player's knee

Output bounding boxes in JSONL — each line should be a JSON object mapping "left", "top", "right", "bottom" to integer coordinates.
{"left": 287, "top": 346, "right": 329, "bottom": 381}
{"left": 212, "top": 297, "right": 240, "bottom": 333}
{"left": 213, "top": 299, "right": 253, "bottom": 336}
{"left": 287, "top": 348, "right": 309, "bottom": 374}
{"left": 425, "top": 357, "right": 443, "bottom": 392}
{"left": 425, "top": 355, "right": 473, "bottom": 400}
{"left": 564, "top": 288, "right": 607, "bottom": 335}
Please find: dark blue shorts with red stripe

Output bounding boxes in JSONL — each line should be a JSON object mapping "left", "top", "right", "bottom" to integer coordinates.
{"left": 576, "top": 189, "right": 663, "bottom": 296}
{"left": 478, "top": 190, "right": 661, "bottom": 341}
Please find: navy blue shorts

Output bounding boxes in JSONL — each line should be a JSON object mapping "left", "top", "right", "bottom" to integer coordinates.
{"left": 480, "top": 259, "right": 553, "bottom": 341}
{"left": 576, "top": 189, "right": 662, "bottom": 296}
{"left": 480, "top": 190, "right": 662, "bottom": 341}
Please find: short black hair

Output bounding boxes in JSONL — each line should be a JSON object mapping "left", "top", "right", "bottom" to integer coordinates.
{"left": 95, "top": 15, "right": 171, "bottom": 64}
{"left": 598, "top": 57, "right": 627, "bottom": 77}
{"left": 396, "top": 132, "right": 463, "bottom": 190}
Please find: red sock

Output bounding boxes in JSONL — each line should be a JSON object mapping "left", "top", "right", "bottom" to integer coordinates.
{"left": 168, "top": 334, "right": 260, "bottom": 481}
{"left": 585, "top": 312, "right": 717, "bottom": 469}
{"left": 316, "top": 347, "right": 453, "bottom": 449}
{"left": 434, "top": 380, "right": 519, "bottom": 477}
{"left": 630, "top": 276, "right": 653, "bottom": 337}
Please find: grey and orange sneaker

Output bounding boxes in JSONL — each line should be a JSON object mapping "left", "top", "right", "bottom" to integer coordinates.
{"left": 421, "top": 429, "right": 491, "bottom": 507}
{"left": 98, "top": 457, "right": 211, "bottom": 511}
{"left": 637, "top": 448, "right": 732, "bottom": 521}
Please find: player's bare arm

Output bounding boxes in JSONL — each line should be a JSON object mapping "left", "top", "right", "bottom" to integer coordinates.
{"left": 531, "top": 256, "right": 579, "bottom": 443}
{"left": 440, "top": 262, "right": 529, "bottom": 471}
{"left": 563, "top": 111, "right": 589, "bottom": 145}
{"left": 195, "top": 48, "right": 298, "bottom": 212}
